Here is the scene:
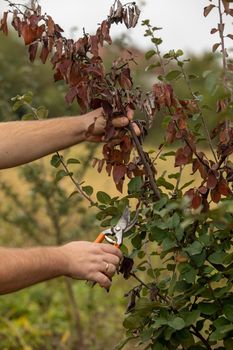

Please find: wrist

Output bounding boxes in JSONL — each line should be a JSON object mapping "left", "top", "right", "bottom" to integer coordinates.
{"left": 81, "top": 108, "right": 104, "bottom": 138}
{"left": 49, "top": 246, "right": 69, "bottom": 277}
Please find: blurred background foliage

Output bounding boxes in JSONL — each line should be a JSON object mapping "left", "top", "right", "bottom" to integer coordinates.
{"left": 0, "top": 28, "right": 226, "bottom": 349}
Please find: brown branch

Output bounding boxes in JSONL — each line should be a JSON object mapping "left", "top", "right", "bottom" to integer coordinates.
{"left": 217, "top": 0, "right": 227, "bottom": 87}
{"left": 127, "top": 122, "right": 160, "bottom": 200}
{"left": 191, "top": 325, "right": 211, "bottom": 350}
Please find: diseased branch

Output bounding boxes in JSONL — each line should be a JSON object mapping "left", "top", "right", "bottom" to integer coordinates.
{"left": 127, "top": 122, "right": 160, "bottom": 200}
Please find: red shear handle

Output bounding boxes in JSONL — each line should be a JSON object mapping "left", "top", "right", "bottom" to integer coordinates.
{"left": 94, "top": 233, "right": 105, "bottom": 244}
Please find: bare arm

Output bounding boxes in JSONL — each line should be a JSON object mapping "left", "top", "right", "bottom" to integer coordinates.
{"left": 0, "top": 242, "right": 122, "bottom": 294}
{"left": 0, "top": 108, "right": 137, "bottom": 169}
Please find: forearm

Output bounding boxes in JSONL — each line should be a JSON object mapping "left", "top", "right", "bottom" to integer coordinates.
{"left": 0, "top": 247, "right": 66, "bottom": 294}
{"left": 0, "top": 112, "right": 94, "bottom": 169}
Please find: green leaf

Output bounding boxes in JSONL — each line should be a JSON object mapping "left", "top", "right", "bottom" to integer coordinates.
{"left": 12, "top": 100, "right": 23, "bottom": 112}
{"left": 178, "top": 263, "right": 197, "bottom": 283}
{"left": 123, "top": 315, "right": 143, "bottom": 330}
{"left": 145, "top": 49, "right": 156, "bottom": 60}
{"left": 97, "top": 191, "right": 111, "bottom": 204}
{"left": 198, "top": 302, "right": 218, "bottom": 315}
{"left": 21, "top": 113, "right": 34, "bottom": 120}
{"left": 180, "top": 180, "right": 195, "bottom": 191}
{"left": 145, "top": 62, "right": 161, "bottom": 71}
{"left": 141, "top": 19, "right": 150, "bottom": 26}
{"left": 67, "top": 158, "right": 81, "bottom": 165}
{"left": 22, "top": 91, "right": 33, "bottom": 103}
{"left": 167, "top": 317, "right": 185, "bottom": 330}
{"left": 128, "top": 176, "right": 142, "bottom": 194}
{"left": 162, "top": 115, "right": 171, "bottom": 128}
{"left": 168, "top": 173, "right": 180, "bottom": 180}
{"left": 175, "top": 49, "right": 184, "bottom": 57}
{"left": 162, "top": 237, "right": 177, "bottom": 251}
{"left": 157, "top": 177, "right": 174, "bottom": 190}
{"left": 152, "top": 342, "right": 167, "bottom": 350}
{"left": 208, "top": 250, "right": 227, "bottom": 265}
{"left": 36, "top": 106, "right": 48, "bottom": 119}
{"left": 55, "top": 169, "right": 69, "bottom": 182}
{"left": 223, "top": 303, "right": 233, "bottom": 322}
{"left": 224, "top": 339, "right": 233, "bottom": 350}
{"left": 149, "top": 226, "right": 167, "bottom": 242}
{"left": 82, "top": 186, "right": 93, "bottom": 196}
{"left": 184, "top": 241, "right": 203, "bottom": 256}
{"left": 50, "top": 154, "right": 62, "bottom": 168}
{"left": 165, "top": 70, "right": 182, "bottom": 81}
{"left": 151, "top": 37, "right": 163, "bottom": 45}
{"left": 209, "top": 324, "right": 233, "bottom": 341}
{"left": 188, "top": 74, "right": 198, "bottom": 80}
{"left": 180, "top": 310, "right": 200, "bottom": 327}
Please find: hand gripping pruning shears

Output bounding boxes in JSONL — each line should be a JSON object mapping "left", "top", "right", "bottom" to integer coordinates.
{"left": 94, "top": 205, "right": 139, "bottom": 248}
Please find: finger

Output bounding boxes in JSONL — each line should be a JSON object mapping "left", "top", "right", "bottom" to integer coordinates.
{"left": 95, "top": 272, "right": 112, "bottom": 289}
{"left": 132, "top": 122, "right": 141, "bottom": 136}
{"left": 112, "top": 116, "right": 129, "bottom": 129}
{"left": 101, "top": 244, "right": 123, "bottom": 259}
{"left": 126, "top": 108, "right": 134, "bottom": 121}
{"left": 104, "top": 253, "right": 121, "bottom": 267}
{"left": 102, "top": 262, "right": 116, "bottom": 277}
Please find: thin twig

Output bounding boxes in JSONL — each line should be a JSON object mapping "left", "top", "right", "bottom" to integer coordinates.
{"left": 191, "top": 325, "right": 211, "bottom": 350}
{"left": 177, "top": 59, "right": 218, "bottom": 163}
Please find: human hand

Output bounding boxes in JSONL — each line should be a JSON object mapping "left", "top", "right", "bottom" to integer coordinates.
{"left": 59, "top": 241, "right": 122, "bottom": 289}
{"left": 83, "top": 107, "right": 140, "bottom": 142}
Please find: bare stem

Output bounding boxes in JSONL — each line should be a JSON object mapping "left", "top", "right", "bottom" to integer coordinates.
{"left": 58, "top": 155, "right": 95, "bottom": 205}
{"left": 217, "top": 0, "right": 227, "bottom": 87}
{"left": 191, "top": 325, "right": 211, "bottom": 350}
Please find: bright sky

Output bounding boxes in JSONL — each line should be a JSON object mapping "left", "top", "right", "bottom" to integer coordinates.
{"left": 1, "top": 0, "right": 233, "bottom": 55}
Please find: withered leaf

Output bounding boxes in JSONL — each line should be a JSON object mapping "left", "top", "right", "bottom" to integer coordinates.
{"left": 211, "top": 28, "right": 218, "bottom": 34}
{"left": 192, "top": 193, "right": 202, "bottom": 209}
{"left": 0, "top": 12, "right": 8, "bottom": 35}
{"left": 29, "top": 42, "right": 38, "bottom": 62}
{"left": 204, "top": 4, "right": 215, "bottom": 17}
{"left": 207, "top": 172, "right": 217, "bottom": 189}
{"left": 89, "top": 35, "right": 99, "bottom": 57}
{"left": 12, "top": 13, "right": 22, "bottom": 36}
{"left": 113, "top": 164, "right": 126, "bottom": 185}
{"left": 47, "top": 15, "right": 55, "bottom": 35}
{"left": 65, "top": 87, "right": 77, "bottom": 105}
{"left": 97, "top": 159, "right": 105, "bottom": 173}
{"left": 40, "top": 42, "right": 49, "bottom": 64}
{"left": 212, "top": 42, "right": 220, "bottom": 53}
{"left": 198, "top": 186, "right": 208, "bottom": 195}
{"left": 175, "top": 147, "right": 189, "bottom": 167}
{"left": 211, "top": 187, "right": 221, "bottom": 203}
{"left": 119, "top": 256, "right": 134, "bottom": 279}
{"left": 218, "top": 179, "right": 232, "bottom": 196}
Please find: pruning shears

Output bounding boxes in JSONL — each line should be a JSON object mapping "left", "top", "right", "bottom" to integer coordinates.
{"left": 94, "top": 205, "right": 139, "bottom": 248}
